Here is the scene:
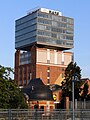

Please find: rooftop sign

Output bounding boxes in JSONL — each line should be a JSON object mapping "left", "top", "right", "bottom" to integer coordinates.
{"left": 40, "top": 8, "right": 62, "bottom": 16}
{"left": 27, "top": 7, "right": 62, "bottom": 16}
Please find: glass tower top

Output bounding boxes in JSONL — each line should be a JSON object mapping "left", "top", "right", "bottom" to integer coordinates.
{"left": 15, "top": 8, "right": 74, "bottom": 50}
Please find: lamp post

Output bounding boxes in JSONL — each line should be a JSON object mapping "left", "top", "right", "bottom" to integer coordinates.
{"left": 72, "top": 74, "right": 79, "bottom": 120}
{"left": 72, "top": 75, "right": 75, "bottom": 120}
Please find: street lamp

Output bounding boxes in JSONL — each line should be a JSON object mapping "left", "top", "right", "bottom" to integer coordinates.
{"left": 72, "top": 74, "right": 79, "bottom": 120}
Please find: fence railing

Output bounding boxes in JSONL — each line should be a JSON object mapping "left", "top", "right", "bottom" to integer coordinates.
{"left": 69, "top": 100, "right": 90, "bottom": 109}
{"left": 0, "top": 109, "right": 90, "bottom": 120}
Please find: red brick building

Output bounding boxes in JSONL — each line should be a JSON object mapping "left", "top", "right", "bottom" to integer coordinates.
{"left": 80, "top": 78, "right": 90, "bottom": 95}
{"left": 15, "top": 47, "right": 73, "bottom": 86}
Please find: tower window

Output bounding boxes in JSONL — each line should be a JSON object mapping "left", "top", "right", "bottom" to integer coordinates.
{"left": 47, "top": 72, "right": 50, "bottom": 77}
{"left": 47, "top": 60, "right": 50, "bottom": 63}
{"left": 62, "top": 68, "right": 65, "bottom": 71}
{"left": 47, "top": 67, "right": 50, "bottom": 70}
{"left": 47, "top": 79, "right": 50, "bottom": 84}
{"left": 62, "top": 73, "right": 64, "bottom": 78}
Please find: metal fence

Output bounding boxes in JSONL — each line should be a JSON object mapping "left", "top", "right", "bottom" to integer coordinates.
{"left": 69, "top": 100, "right": 90, "bottom": 109}
{"left": 0, "top": 109, "right": 90, "bottom": 120}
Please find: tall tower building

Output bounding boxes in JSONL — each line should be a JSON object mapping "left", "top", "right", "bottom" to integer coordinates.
{"left": 14, "top": 8, "right": 74, "bottom": 87}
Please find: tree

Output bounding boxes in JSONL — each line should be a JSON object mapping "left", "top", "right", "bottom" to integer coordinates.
{"left": 0, "top": 65, "right": 28, "bottom": 109}
{"left": 87, "top": 94, "right": 90, "bottom": 100}
{"left": 61, "top": 62, "right": 82, "bottom": 101}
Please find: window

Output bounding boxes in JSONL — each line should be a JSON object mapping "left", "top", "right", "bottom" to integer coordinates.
{"left": 52, "top": 15, "right": 59, "bottom": 21}
{"left": 47, "top": 66, "right": 50, "bottom": 84}
{"left": 47, "top": 60, "right": 50, "bottom": 63}
{"left": 40, "top": 106, "right": 44, "bottom": 110}
{"left": 62, "top": 73, "right": 64, "bottom": 78}
{"left": 37, "top": 24, "right": 51, "bottom": 31}
{"left": 28, "top": 79, "right": 30, "bottom": 84}
{"left": 47, "top": 67, "right": 50, "bottom": 70}
{"left": 61, "top": 61, "right": 64, "bottom": 65}
{"left": 67, "top": 24, "right": 74, "bottom": 29}
{"left": 38, "top": 18, "right": 52, "bottom": 25}
{"left": 52, "top": 21, "right": 57, "bottom": 26}
{"left": 38, "top": 30, "right": 51, "bottom": 37}
{"left": 20, "top": 51, "right": 31, "bottom": 65}
{"left": 20, "top": 80, "right": 22, "bottom": 86}
{"left": 62, "top": 68, "right": 65, "bottom": 71}
{"left": 66, "top": 35, "right": 73, "bottom": 40}
{"left": 47, "top": 79, "right": 50, "bottom": 84}
{"left": 47, "top": 72, "right": 50, "bottom": 77}
{"left": 46, "top": 26, "right": 51, "bottom": 31}
{"left": 62, "top": 17, "right": 67, "bottom": 22}
{"left": 51, "top": 33, "right": 57, "bottom": 38}
{"left": 24, "top": 80, "right": 26, "bottom": 85}
{"left": 67, "top": 18, "right": 74, "bottom": 24}
{"left": 38, "top": 12, "right": 52, "bottom": 19}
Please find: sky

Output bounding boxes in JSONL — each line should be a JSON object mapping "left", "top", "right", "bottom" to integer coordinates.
{"left": 0, "top": 0, "right": 90, "bottom": 79}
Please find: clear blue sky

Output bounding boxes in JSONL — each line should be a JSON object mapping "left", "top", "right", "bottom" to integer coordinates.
{"left": 0, "top": 0, "right": 90, "bottom": 78}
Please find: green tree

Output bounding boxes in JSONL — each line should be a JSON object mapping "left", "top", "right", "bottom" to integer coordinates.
{"left": 61, "top": 62, "right": 82, "bottom": 101}
{"left": 0, "top": 65, "right": 28, "bottom": 109}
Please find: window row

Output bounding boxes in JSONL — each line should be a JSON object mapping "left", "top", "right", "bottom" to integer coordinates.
{"left": 38, "top": 36, "right": 73, "bottom": 47}
{"left": 37, "top": 24, "right": 73, "bottom": 34}
{"left": 15, "top": 25, "right": 37, "bottom": 37}
{"left": 16, "top": 12, "right": 37, "bottom": 25}
{"left": 20, "top": 60, "right": 31, "bottom": 65}
{"left": 16, "top": 19, "right": 37, "bottom": 31}
{"left": 51, "top": 27, "right": 67, "bottom": 33}
{"left": 38, "top": 18, "right": 52, "bottom": 25}
{"left": 38, "top": 12, "right": 74, "bottom": 24}
{"left": 37, "top": 24, "right": 51, "bottom": 31}
{"left": 20, "top": 52, "right": 31, "bottom": 58}
{"left": 38, "top": 18, "right": 73, "bottom": 29}
{"left": 38, "top": 30, "right": 73, "bottom": 40}
{"left": 15, "top": 37, "right": 36, "bottom": 48}
{"left": 38, "top": 12, "right": 52, "bottom": 19}
{"left": 16, "top": 30, "right": 37, "bottom": 42}
{"left": 52, "top": 21, "right": 67, "bottom": 28}
{"left": 20, "top": 57, "right": 31, "bottom": 62}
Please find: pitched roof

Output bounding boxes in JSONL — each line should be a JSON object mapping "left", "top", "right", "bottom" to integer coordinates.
{"left": 22, "top": 78, "right": 54, "bottom": 101}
